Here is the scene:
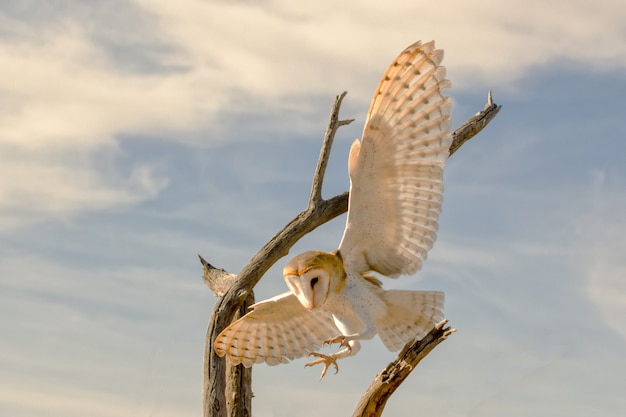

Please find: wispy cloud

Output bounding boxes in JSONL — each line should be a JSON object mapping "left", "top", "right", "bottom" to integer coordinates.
{"left": 2, "top": 0, "right": 626, "bottom": 230}
{"left": 0, "top": 252, "right": 206, "bottom": 417}
{"left": 1, "top": 1, "right": 626, "bottom": 416}
{"left": 580, "top": 172, "right": 626, "bottom": 341}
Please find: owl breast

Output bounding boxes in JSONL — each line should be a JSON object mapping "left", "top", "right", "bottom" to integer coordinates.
{"left": 321, "top": 271, "right": 386, "bottom": 336}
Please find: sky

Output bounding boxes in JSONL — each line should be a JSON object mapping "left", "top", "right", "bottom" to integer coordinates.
{"left": 1, "top": 0, "right": 625, "bottom": 416}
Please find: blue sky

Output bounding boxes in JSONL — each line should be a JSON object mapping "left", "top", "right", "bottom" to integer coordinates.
{"left": 1, "top": 1, "right": 625, "bottom": 416}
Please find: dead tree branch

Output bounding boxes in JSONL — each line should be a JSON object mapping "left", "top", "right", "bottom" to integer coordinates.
{"left": 202, "top": 92, "right": 354, "bottom": 417}
{"left": 200, "top": 255, "right": 254, "bottom": 417}
{"left": 449, "top": 91, "right": 501, "bottom": 156}
{"left": 351, "top": 320, "right": 456, "bottom": 417}
{"left": 310, "top": 92, "right": 354, "bottom": 206}
{"left": 200, "top": 91, "right": 500, "bottom": 417}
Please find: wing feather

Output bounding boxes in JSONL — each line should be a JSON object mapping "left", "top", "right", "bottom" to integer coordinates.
{"left": 338, "top": 40, "right": 452, "bottom": 277}
{"left": 214, "top": 292, "right": 339, "bottom": 367}
{"left": 375, "top": 290, "right": 445, "bottom": 351}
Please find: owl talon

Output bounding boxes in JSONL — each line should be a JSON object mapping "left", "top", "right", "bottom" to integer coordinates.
{"left": 324, "top": 335, "right": 352, "bottom": 352}
{"left": 305, "top": 352, "right": 338, "bottom": 379}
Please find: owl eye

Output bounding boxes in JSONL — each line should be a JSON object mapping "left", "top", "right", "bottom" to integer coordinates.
{"left": 310, "top": 277, "right": 319, "bottom": 288}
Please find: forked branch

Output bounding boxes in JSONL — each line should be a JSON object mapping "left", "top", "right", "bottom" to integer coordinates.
{"left": 201, "top": 91, "right": 500, "bottom": 417}
{"left": 310, "top": 91, "right": 354, "bottom": 207}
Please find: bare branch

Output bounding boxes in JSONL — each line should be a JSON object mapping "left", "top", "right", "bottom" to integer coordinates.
{"left": 224, "top": 293, "right": 255, "bottom": 417}
{"left": 199, "top": 254, "right": 238, "bottom": 297}
{"left": 201, "top": 91, "right": 500, "bottom": 417}
{"left": 352, "top": 321, "right": 456, "bottom": 417}
{"left": 203, "top": 92, "right": 351, "bottom": 417}
{"left": 310, "top": 92, "right": 354, "bottom": 206}
{"left": 449, "top": 91, "right": 501, "bottom": 156}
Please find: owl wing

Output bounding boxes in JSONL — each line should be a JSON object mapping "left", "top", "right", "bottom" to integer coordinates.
{"left": 214, "top": 291, "right": 340, "bottom": 367}
{"left": 338, "top": 41, "right": 452, "bottom": 277}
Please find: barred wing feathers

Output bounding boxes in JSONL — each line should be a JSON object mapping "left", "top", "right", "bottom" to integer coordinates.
{"left": 214, "top": 292, "right": 340, "bottom": 367}
{"left": 338, "top": 41, "right": 452, "bottom": 277}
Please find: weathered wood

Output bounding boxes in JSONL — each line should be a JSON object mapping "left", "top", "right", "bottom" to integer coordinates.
{"left": 201, "top": 91, "right": 501, "bottom": 417}
{"left": 310, "top": 92, "right": 354, "bottom": 205}
{"left": 449, "top": 91, "right": 501, "bottom": 156}
{"left": 224, "top": 292, "right": 255, "bottom": 417}
{"left": 351, "top": 321, "right": 456, "bottom": 417}
{"left": 199, "top": 255, "right": 238, "bottom": 297}
{"left": 202, "top": 92, "right": 354, "bottom": 417}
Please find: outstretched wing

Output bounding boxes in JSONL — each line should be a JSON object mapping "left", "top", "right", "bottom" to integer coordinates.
{"left": 338, "top": 40, "right": 452, "bottom": 277}
{"left": 214, "top": 292, "right": 339, "bottom": 367}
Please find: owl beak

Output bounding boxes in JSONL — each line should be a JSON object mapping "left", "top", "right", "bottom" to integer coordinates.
{"left": 298, "top": 287, "right": 316, "bottom": 309}
{"left": 285, "top": 274, "right": 314, "bottom": 309}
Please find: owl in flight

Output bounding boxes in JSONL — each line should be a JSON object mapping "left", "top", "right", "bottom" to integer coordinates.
{"left": 215, "top": 40, "right": 452, "bottom": 379}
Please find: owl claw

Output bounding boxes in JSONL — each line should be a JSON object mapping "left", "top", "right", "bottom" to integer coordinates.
{"left": 323, "top": 335, "right": 352, "bottom": 352}
{"left": 305, "top": 352, "right": 338, "bottom": 380}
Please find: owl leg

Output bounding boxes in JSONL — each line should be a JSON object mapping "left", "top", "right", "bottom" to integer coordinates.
{"left": 305, "top": 340, "right": 361, "bottom": 380}
{"left": 323, "top": 319, "right": 377, "bottom": 349}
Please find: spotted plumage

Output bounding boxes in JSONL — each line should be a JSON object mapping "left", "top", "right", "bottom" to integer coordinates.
{"left": 214, "top": 40, "right": 451, "bottom": 378}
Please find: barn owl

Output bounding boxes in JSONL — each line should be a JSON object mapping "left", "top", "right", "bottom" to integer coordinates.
{"left": 214, "top": 40, "right": 452, "bottom": 379}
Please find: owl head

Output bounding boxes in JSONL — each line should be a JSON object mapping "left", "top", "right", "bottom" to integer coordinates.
{"left": 283, "top": 250, "right": 345, "bottom": 310}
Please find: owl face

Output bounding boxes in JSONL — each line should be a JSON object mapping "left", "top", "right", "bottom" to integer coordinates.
{"left": 283, "top": 251, "right": 344, "bottom": 310}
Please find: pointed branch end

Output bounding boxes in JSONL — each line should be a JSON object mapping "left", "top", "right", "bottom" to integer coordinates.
{"left": 338, "top": 118, "right": 355, "bottom": 127}
{"left": 309, "top": 92, "right": 352, "bottom": 206}
{"left": 435, "top": 319, "right": 456, "bottom": 339}
{"left": 199, "top": 254, "right": 238, "bottom": 297}
{"left": 198, "top": 253, "right": 213, "bottom": 268}
{"left": 485, "top": 90, "right": 502, "bottom": 114}
{"left": 332, "top": 91, "right": 349, "bottom": 116}
{"left": 435, "top": 319, "right": 448, "bottom": 330}
{"left": 442, "top": 326, "right": 457, "bottom": 339}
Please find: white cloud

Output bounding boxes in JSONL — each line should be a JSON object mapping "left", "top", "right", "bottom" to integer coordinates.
{"left": 135, "top": 0, "right": 626, "bottom": 95}
{"left": 0, "top": 26, "right": 186, "bottom": 228}
{"left": 1, "top": 5, "right": 625, "bottom": 414}
{"left": 2, "top": 0, "right": 625, "bottom": 229}
{"left": 0, "top": 142, "right": 167, "bottom": 232}
{"left": 0, "top": 28, "right": 209, "bottom": 148}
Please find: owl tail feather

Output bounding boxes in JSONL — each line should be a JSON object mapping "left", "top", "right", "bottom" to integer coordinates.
{"left": 375, "top": 290, "right": 445, "bottom": 351}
